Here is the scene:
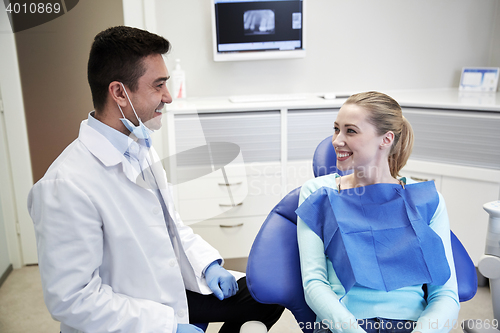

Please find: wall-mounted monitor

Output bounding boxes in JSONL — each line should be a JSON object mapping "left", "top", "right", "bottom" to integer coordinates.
{"left": 211, "top": 0, "right": 306, "bottom": 62}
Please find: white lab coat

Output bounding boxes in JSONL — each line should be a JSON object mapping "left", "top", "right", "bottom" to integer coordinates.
{"left": 28, "top": 120, "right": 222, "bottom": 333}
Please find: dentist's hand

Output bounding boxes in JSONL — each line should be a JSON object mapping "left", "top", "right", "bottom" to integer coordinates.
{"left": 176, "top": 324, "right": 205, "bottom": 333}
{"left": 204, "top": 260, "right": 238, "bottom": 300}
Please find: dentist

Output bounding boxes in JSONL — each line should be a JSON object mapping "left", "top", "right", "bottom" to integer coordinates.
{"left": 27, "top": 26, "right": 283, "bottom": 333}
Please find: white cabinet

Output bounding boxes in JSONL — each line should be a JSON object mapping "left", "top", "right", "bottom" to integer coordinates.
{"left": 441, "top": 176, "right": 500, "bottom": 266}
{"left": 164, "top": 105, "right": 286, "bottom": 259}
{"left": 176, "top": 163, "right": 282, "bottom": 259}
{"left": 402, "top": 108, "right": 500, "bottom": 170}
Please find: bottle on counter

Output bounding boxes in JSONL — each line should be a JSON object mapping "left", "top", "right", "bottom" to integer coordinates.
{"left": 171, "top": 59, "right": 186, "bottom": 99}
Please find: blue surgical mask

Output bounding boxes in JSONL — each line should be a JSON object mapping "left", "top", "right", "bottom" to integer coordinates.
{"left": 117, "top": 82, "right": 152, "bottom": 147}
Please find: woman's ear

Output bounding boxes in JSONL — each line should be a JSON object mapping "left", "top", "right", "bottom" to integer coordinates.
{"left": 108, "top": 81, "right": 127, "bottom": 107}
{"left": 379, "top": 131, "right": 395, "bottom": 150}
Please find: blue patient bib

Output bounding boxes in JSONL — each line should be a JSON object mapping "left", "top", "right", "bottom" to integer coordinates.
{"left": 295, "top": 181, "right": 450, "bottom": 293}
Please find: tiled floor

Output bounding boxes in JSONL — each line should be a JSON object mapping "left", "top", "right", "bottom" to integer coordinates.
{"left": 0, "top": 265, "right": 494, "bottom": 333}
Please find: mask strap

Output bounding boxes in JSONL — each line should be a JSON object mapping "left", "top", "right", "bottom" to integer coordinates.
{"left": 117, "top": 103, "right": 126, "bottom": 118}
{"left": 118, "top": 82, "right": 141, "bottom": 122}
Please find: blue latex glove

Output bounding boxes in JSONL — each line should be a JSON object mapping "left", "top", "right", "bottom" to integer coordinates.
{"left": 204, "top": 260, "right": 238, "bottom": 300}
{"left": 176, "top": 324, "right": 205, "bottom": 333}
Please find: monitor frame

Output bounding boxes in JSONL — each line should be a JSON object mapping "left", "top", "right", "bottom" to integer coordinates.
{"left": 211, "top": 0, "right": 306, "bottom": 62}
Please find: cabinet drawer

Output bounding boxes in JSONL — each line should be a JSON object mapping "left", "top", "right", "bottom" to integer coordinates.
{"left": 174, "top": 163, "right": 281, "bottom": 200}
{"left": 175, "top": 111, "right": 281, "bottom": 165}
{"left": 191, "top": 215, "right": 266, "bottom": 259}
{"left": 178, "top": 189, "right": 280, "bottom": 223}
{"left": 288, "top": 108, "right": 339, "bottom": 161}
{"left": 403, "top": 108, "right": 500, "bottom": 170}
{"left": 177, "top": 176, "right": 248, "bottom": 200}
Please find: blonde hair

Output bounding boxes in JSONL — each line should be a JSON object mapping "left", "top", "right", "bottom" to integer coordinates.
{"left": 344, "top": 91, "right": 414, "bottom": 178}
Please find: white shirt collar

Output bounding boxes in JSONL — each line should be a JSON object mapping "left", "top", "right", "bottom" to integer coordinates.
{"left": 87, "top": 111, "right": 149, "bottom": 162}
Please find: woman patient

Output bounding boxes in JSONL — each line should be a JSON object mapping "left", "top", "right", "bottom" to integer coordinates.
{"left": 296, "top": 91, "right": 459, "bottom": 333}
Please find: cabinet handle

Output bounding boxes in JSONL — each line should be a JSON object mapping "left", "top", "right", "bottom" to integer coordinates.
{"left": 219, "top": 223, "right": 244, "bottom": 228}
{"left": 219, "top": 202, "right": 243, "bottom": 207}
{"left": 410, "top": 176, "right": 429, "bottom": 182}
{"left": 218, "top": 181, "right": 243, "bottom": 186}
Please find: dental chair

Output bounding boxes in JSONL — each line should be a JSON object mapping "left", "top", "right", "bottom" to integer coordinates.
{"left": 246, "top": 135, "right": 478, "bottom": 333}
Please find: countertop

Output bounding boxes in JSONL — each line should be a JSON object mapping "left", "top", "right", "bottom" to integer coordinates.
{"left": 165, "top": 88, "right": 500, "bottom": 114}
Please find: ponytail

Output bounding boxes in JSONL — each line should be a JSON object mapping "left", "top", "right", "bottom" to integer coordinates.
{"left": 388, "top": 116, "right": 414, "bottom": 178}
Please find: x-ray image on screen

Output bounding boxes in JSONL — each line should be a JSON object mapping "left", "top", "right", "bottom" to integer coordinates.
{"left": 244, "top": 9, "right": 275, "bottom": 35}
{"left": 212, "top": 0, "right": 305, "bottom": 61}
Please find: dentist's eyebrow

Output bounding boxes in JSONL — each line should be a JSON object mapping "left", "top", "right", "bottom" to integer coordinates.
{"left": 154, "top": 76, "right": 170, "bottom": 83}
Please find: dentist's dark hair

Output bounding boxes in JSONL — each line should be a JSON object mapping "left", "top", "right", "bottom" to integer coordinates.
{"left": 88, "top": 26, "right": 171, "bottom": 112}
{"left": 344, "top": 91, "right": 414, "bottom": 178}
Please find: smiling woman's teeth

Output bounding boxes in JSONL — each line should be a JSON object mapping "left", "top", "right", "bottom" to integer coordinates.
{"left": 338, "top": 153, "right": 351, "bottom": 158}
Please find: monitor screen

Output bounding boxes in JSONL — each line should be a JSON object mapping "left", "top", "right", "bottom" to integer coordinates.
{"left": 211, "top": 0, "right": 306, "bottom": 61}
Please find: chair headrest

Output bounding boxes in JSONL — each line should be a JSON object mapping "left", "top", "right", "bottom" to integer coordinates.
{"left": 271, "top": 187, "right": 301, "bottom": 225}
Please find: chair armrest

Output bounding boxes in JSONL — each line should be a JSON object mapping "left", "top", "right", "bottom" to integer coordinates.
{"left": 451, "top": 231, "right": 478, "bottom": 302}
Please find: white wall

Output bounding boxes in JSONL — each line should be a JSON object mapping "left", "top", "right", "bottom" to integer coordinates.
{"left": 0, "top": 7, "right": 35, "bottom": 268}
{"left": 490, "top": 0, "right": 500, "bottom": 68}
{"left": 0, "top": 84, "right": 16, "bottom": 274}
{"left": 156, "top": 0, "right": 500, "bottom": 98}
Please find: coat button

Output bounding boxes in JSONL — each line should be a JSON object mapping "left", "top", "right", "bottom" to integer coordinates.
{"left": 178, "top": 310, "right": 185, "bottom": 317}
{"left": 169, "top": 259, "right": 176, "bottom": 267}
{"left": 152, "top": 206, "right": 161, "bottom": 215}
